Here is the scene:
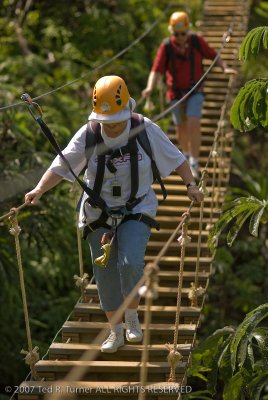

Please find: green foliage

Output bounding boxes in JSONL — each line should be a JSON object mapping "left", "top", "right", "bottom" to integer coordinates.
{"left": 231, "top": 20, "right": 268, "bottom": 133}
{"left": 208, "top": 174, "right": 268, "bottom": 252}
{"left": 239, "top": 27, "right": 268, "bottom": 60}
{"left": 230, "top": 79, "right": 268, "bottom": 132}
{"left": 187, "top": 305, "right": 268, "bottom": 400}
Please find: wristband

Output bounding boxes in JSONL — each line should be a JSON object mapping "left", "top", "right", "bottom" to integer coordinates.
{"left": 186, "top": 181, "right": 197, "bottom": 189}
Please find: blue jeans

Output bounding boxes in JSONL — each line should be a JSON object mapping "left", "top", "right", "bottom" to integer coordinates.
{"left": 87, "top": 220, "right": 151, "bottom": 312}
{"left": 170, "top": 92, "right": 204, "bottom": 125}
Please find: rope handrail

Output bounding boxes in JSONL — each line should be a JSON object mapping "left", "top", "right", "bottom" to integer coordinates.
{"left": 8, "top": 209, "right": 39, "bottom": 380}
{"left": 0, "top": 4, "right": 171, "bottom": 113}
{"left": 0, "top": 201, "right": 29, "bottom": 222}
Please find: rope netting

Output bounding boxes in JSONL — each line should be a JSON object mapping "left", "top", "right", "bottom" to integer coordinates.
{"left": 0, "top": 1, "right": 251, "bottom": 398}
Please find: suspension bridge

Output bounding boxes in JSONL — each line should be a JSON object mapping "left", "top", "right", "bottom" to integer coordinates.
{"left": 1, "top": 0, "right": 251, "bottom": 399}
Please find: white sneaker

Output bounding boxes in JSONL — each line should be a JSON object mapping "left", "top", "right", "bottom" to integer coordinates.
{"left": 125, "top": 314, "right": 143, "bottom": 343}
{"left": 101, "top": 330, "right": 124, "bottom": 353}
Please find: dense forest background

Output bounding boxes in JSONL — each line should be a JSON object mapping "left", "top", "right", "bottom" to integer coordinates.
{"left": 0, "top": 0, "right": 267, "bottom": 398}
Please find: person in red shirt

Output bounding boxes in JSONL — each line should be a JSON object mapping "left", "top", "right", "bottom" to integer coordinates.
{"left": 142, "top": 11, "right": 236, "bottom": 179}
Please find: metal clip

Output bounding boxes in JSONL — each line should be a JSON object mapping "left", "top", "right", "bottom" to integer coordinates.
{"left": 21, "top": 93, "right": 43, "bottom": 120}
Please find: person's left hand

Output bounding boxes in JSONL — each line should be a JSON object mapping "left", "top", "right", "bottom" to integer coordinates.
{"left": 187, "top": 186, "right": 204, "bottom": 202}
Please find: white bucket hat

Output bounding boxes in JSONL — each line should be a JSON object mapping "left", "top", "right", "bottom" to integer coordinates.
{"left": 88, "top": 97, "right": 136, "bottom": 123}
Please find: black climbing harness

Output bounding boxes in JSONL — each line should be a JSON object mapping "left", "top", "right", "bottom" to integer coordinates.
{"left": 22, "top": 96, "right": 164, "bottom": 237}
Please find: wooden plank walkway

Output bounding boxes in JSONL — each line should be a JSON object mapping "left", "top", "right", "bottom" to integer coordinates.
{"left": 18, "top": 1, "right": 250, "bottom": 399}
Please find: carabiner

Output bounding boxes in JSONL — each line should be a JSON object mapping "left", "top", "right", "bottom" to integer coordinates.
{"left": 21, "top": 93, "right": 43, "bottom": 120}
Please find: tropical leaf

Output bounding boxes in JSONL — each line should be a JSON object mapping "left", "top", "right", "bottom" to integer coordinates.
{"left": 218, "top": 339, "right": 233, "bottom": 383}
{"left": 226, "top": 209, "right": 254, "bottom": 246}
{"left": 249, "top": 205, "right": 266, "bottom": 237}
{"left": 248, "top": 372, "right": 268, "bottom": 400}
{"left": 223, "top": 371, "right": 244, "bottom": 400}
{"left": 230, "top": 79, "right": 268, "bottom": 132}
{"left": 230, "top": 82, "right": 254, "bottom": 132}
{"left": 207, "top": 339, "right": 229, "bottom": 394}
{"left": 251, "top": 327, "right": 268, "bottom": 365}
{"left": 263, "top": 28, "right": 268, "bottom": 49}
{"left": 230, "top": 304, "right": 268, "bottom": 371}
{"left": 247, "top": 342, "right": 255, "bottom": 370}
{"left": 252, "top": 89, "right": 264, "bottom": 121}
{"left": 239, "top": 27, "right": 268, "bottom": 60}
{"left": 264, "top": 85, "right": 268, "bottom": 127}
{"left": 251, "top": 27, "right": 265, "bottom": 57}
{"left": 193, "top": 327, "right": 235, "bottom": 360}
{"left": 209, "top": 194, "right": 267, "bottom": 251}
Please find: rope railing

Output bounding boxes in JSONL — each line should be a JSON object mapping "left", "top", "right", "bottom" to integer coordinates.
{"left": 0, "top": 201, "right": 29, "bottom": 222}
{"left": 138, "top": 263, "right": 159, "bottom": 400}
{"left": 168, "top": 215, "right": 190, "bottom": 383}
{"left": 70, "top": 183, "right": 89, "bottom": 302}
{"left": 7, "top": 207, "right": 39, "bottom": 380}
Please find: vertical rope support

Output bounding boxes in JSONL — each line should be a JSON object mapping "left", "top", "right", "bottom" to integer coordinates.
{"left": 76, "top": 214, "right": 88, "bottom": 302}
{"left": 207, "top": 138, "right": 219, "bottom": 231}
{"left": 215, "top": 125, "right": 226, "bottom": 211}
{"left": 215, "top": 75, "right": 235, "bottom": 210}
{"left": 138, "top": 263, "right": 159, "bottom": 400}
{"left": 189, "top": 171, "right": 208, "bottom": 307}
{"left": 167, "top": 214, "right": 190, "bottom": 383}
{"left": 9, "top": 210, "right": 39, "bottom": 379}
{"left": 71, "top": 183, "right": 88, "bottom": 302}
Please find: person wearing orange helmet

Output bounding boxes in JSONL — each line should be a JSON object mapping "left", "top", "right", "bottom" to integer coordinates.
{"left": 142, "top": 11, "right": 236, "bottom": 179}
{"left": 25, "top": 75, "right": 203, "bottom": 353}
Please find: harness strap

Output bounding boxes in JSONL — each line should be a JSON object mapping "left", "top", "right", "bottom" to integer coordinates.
{"left": 122, "top": 213, "right": 160, "bottom": 230}
{"left": 36, "top": 117, "right": 106, "bottom": 210}
{"left": 106, "top": 138, "right": 138, "bottom": 173}
{"left": 94, "top": 154, "right": 106, "bottom": 195}
{"left": 128, "top": 137, "right": 139, "bottom": 201}
{"left": 133, "top": 114, "right": 167, "bottom": 202}
{"left": 83, "top": 212, "right": 160, "bottom": 239}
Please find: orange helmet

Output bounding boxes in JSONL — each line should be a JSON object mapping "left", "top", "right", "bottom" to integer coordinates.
{"left": 168, "top": 11, "right": 190, "bottom": 34}
{"left": 88, "top": 75, "right": 135, "bottom": 123}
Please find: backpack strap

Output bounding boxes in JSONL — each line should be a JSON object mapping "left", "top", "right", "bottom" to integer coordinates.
{"left": 189, "top": 33, "right": 202, "bottom": 86}
{"left": 85, "top": 122, "right": 109, "bottom": 197}
{"left": 164, "top": 38, "right": 176, "bottom": 91}
{"left": 77, "top": 122, "right": 107, "bottom": 212}
{"left": 191, "top": 32, "right": 201, "bottom": 53}
{"left": 132, "top": 113, "right": 167, "bottom": 202}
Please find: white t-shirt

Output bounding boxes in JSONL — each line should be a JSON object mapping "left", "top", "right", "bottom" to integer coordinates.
{"left": 48, "top": 116, "right": 186, "bottom": 228}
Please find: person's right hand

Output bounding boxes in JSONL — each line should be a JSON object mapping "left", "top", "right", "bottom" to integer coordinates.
{"left": 142, "top": 87, "right": 152, "bottom": 98}
{"left": 25, "top": 188, "right": 43, "bottom": 205}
